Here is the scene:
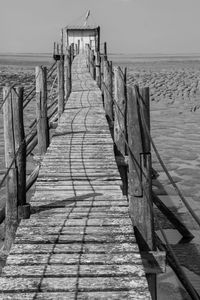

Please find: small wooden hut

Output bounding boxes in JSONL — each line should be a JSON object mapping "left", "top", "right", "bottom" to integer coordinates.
{"left": 64, "top": 11, "right": 100, "bottom": 52}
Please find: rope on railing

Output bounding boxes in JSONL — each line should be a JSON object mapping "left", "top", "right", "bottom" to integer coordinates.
{"left": 23, "top": 63, "right": 58, "bottom": 143}
{"left": 23, "top": 61, "right": 57, "bottom": 110}
{"left": 101, "top": 69, "right": 200, "bottom": 230}
{"left": 0, "top": 60, "right": 57, "bottom": 191}
{"left": 0, "top": 111, "right": 41, "bottom": 191}
{"left": 107, "top": 81, "right": 200, "bottom": 299}
{"left": 0, "top": 84, "right": 17, "bottom": 111}
{"left": 48, "top": 73, "right": 58, "bottom": 104}
{"left": 135, "top": 85, "right": 200, "bottom": 229}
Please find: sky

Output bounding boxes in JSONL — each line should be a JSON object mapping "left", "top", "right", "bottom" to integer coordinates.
{"left": 1, "top": 0, "right": 200, "bottom": 54}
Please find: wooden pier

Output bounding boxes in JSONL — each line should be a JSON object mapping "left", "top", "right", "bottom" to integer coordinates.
{"left": 0, "top": 54, "right": 152, "bottom": 299}
{"left": 1, "top": 18, "right": 200, "bottom": 299}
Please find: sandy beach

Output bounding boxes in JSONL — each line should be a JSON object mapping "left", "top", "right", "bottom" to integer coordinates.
{"left": 0, "top": 54, "right": 200, "bottom": 299}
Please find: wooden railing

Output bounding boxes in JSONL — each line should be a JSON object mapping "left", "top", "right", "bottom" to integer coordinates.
{"left": 0, "top": 46, "right": 73, "bottom": 251}
{"left": 86, "top": 42, "right": 200, "bottom": 300}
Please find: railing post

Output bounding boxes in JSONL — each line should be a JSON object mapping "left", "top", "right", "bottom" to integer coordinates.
{"left": 103, "top": 60, "right": 113, "bottom": 125}
{"left": 75, "top": 44, "right": 78, "bottom": 56}
{"left": 90, "top": 39, "right": 93, "bottom": 49}
{"left": 91, "top": 50, "right": 96, "bottom": 80}
{"left": 12, "top": 87, "right": 30, "bottom": 220}
{"left": 36, "top": 66, "right": 49, "bottom": 156}
{"left": 100, "top": 45, "right": 107, "bottom": 88}
{"left": 3, "top": 86, "right": 29, "bottom": 250}
{"left": 140, "top": 87, "right": 156, "bottom": 299}
{"left": 88, "top": 45, "right": 91, "bottom": 72}
{"left": 64, "top": 46, "right": 72, "bottom": 100}
{"left": 57, "top": 43, "right": 60, "bottom": 56}
{"left": 104, "top": 42, "right": 107, "bottom": 61}
{"left": 89, "top": 49, "right": 94, "bottom": 78}
{"left": 127, "top": 85, "right": 154, "bottom": 246}
{"left": 71, "top": 43, "right": 74, "bottom": 62}
{"left": 57, "top": 56, "right": 65, "bottom": 118}
{"left": 127, "top": 85, "right": 156, "bottom": 299}
{"left": 78, "top": 39, "right": 80, "bottom": 54}
{"left": 95, "top": 51, "right": 101, "bottom": 88}
{"left": 53, "top": 42, "right": 56, "bottom": 57}
{"left": 3, "top": 87, "right": 18, "bottom": 250}
{"left": 113, "top": 66, "right": 126, "bottom": 156}
{"left": 85, "top": 44, "right": 89, "bottom": 68}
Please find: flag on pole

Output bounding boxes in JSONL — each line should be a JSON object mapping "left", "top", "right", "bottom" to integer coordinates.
{"left": 86, "top": 10, "right": 90, "bottom": 20}
{"left": 84, "top": 10, "right": 90, "bottom": 26}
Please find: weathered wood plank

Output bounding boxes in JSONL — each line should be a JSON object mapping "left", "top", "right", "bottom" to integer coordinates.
{"left": 0, "top": 277, "right": 149, "bottom": 293}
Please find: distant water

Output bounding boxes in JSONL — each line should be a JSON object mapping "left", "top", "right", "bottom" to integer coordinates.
{"left": 109, "top": 53, "right": 200, "bottom": 63}
{"left": 1, "top": 52, "right": 200, "bottom": 67}
{"left": 0, "top": 53, "right": 53, "bottom": 67}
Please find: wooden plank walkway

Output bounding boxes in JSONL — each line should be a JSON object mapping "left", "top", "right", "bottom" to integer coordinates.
{"left": 0, "top": 54, "right": 151, "bottom": 299}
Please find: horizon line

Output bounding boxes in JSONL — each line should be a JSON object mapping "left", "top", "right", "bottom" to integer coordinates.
{"left": 1, "top": 51, "right": 200, "bottom": 56}
{"left": 0, "top": 52, "right": 200, "bottom": 58}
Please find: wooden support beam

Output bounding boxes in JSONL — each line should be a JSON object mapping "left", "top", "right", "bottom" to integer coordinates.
{"left": 53, "top": 43, "right": 62, "bottom": 61}
{"left": 3, "top": 168, "right": 18, "bottom": 250}
{"left": 90, "top": 50, "right": 95, "bottom": 79}
{"left": 57, "top": 58, "right": 65, "bottom": 118}
{"left": 95, "top": 51, "right": 101, "bottom": 88}
{"left": 97, "top": 26, "right": 100, "bottom": 52}
{"left": 115, "top": 155, "right": 128, "bottom": 166}
{"left": 141, "top": 251, "right": 166, "bottom": 274}
{"left": 57, "top": 43, "right": 59, "bottom": 55}
{"left": 11, "top": 87, "right": 30, "bottom": 220}
{"left": 87, "top": 45, "right": 91, "bottom": 72}
{"left": 11, "top": 87, "right": 26, "bottom": 208}
{"left": 48, "top": 106, "right": 58, "bottom": 121}
{"left": 93, "top": 50, "right": 96, "bottom": 80}
{"left": 26, "top": 137, "right": 37, "bottom": 157}
{"left": 64, "top": 46, "right": 72, "bottom": 100}
{"left": 0, "top": 207, "right": 5, "bottom": 225}
{"left": 89, "top": 47, "right": 92, "bottom": 72}
{"left": 61, "top": 29, "right": 64, "bottom": 54}
{"left": 113, "top": 66, "right": 127, "bottom": 195}
{"left": 71, "top": 43, "right": 74, "bottom": 61}
{"left": 85, "top": 44, "right": 89, "bottom": 66}
{"left": 26, "top": 166, "right": 40, "bottom": 192}
{"left": 3, "top": 87, "right": 18, "bottom": 249}
{"left": 103, "top": 60, "right": 113, "bottom": 124}
{"left": 35, "top": 66, "right": 49, "bottom": 156}
{"left": 100, "top": 52, "right": 105, "bottom": 80}
{"left": 104, "top": 42, "right": 107, "bottom": 61}
{"left": 156, "top": 235, "right": 200, "bottom": 300}
{"left": 127, "top": 86, "right": 154, "bottom": 248}
{"left": 53, "top": 42, "right": 56, "bottom": 57}
{"left": 152, "top": 192, "right": 194, "bottom": 241}
{"left": 78, "top": 39, "right": 80, "bottom": 54}
{"left": 113, "top": 66, "right": 126, "bottom": 156}
{"left": 127, "top": 86, "right": 156, "bottom": 299}
{"left": 140, "top": 87, "right": 155, "bottom": 249}
{"left": 75, "top": 44, "right": 78, "bottom": 56}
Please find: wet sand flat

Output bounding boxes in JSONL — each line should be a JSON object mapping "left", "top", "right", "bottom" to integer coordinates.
{"left": 123, "top": 58, "right": 200, "bottom": 299}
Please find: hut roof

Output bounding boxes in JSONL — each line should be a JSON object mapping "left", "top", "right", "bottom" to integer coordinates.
{"left": 65, "top": 11, "right": 99, "bottom": 31}
{"left": 66, "top": 25, "right": 98, "bottom": 30}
